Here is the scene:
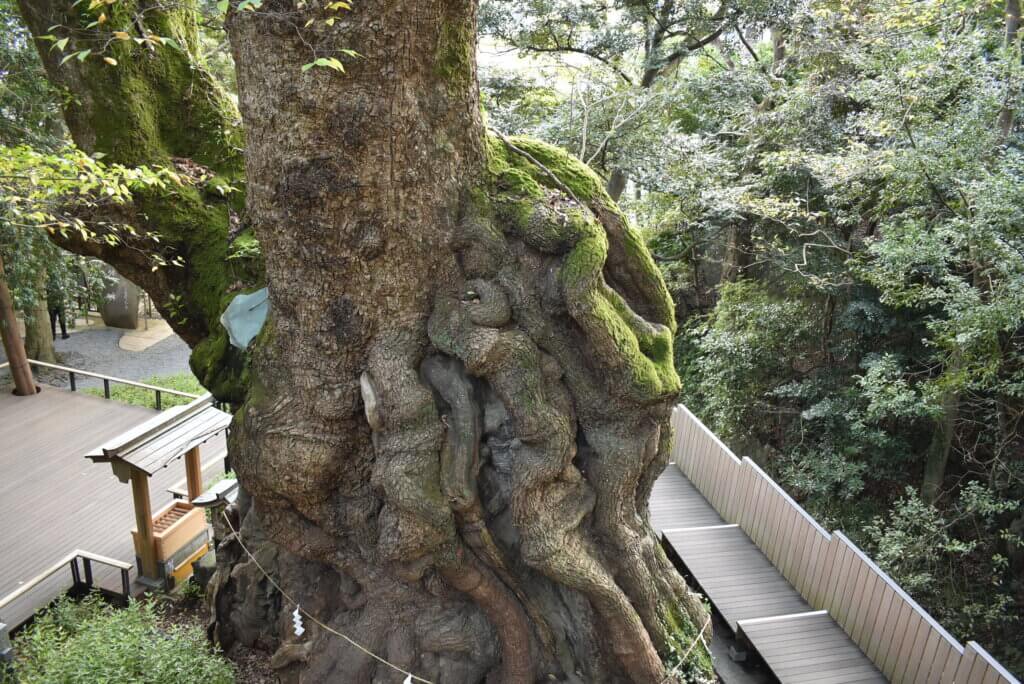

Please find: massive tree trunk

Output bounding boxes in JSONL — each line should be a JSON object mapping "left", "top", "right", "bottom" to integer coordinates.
{"left": 17, "top": 0, "right": 709, "bottom": 681}
{"left": 217, "top": 2, "right": 707, "bottom": 681}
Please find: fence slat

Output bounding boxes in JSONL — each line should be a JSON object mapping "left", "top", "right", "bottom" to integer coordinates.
{"left": 883, "top": 600, "right": 913, "bottom": 679}
{"left": 893, "top": 611, "right": 925, "bottom": 682}
{"left": 743, "top": 466, "right": 761, "bottom": 540}
{"left": 851, "top": 568, "right": 881, "bottom": 649}
{"left": 914, "top": 629, "right": 942, "bottom": 684}
{"left": 809, "top": 532, "right": 836, "bottom": 609}
{"left": 759, "top": 481, "right": 782, "bottom": 560}
{"left": 782, "top": 515, "right": 804, "bottom": 589}
{"left": 726, "top": 456, "right": 741, "bottom": 522}
{"left": 937, "top": 640, "right": 962, "bottom": 684}
{"left": 905, "top": 615, "right": 935, "bottom": 683}
{"left": 740, "top": 463, "right": 761, "bottom": 539}
{"left": 865, "top": 583, "right": 896, "bottom": 664}
{"left": 795, "top": 529, "right": 821, "bottom": 600}
{"left": 841, "top": 554, "right": 870, "bottom": 636}
{"left": 955, "top": 644, "right": 980, "bottom": 684}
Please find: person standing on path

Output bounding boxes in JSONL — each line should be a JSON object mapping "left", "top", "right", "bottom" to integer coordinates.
{"left": 47, "top": 277, "right": 69, "bottom": 340}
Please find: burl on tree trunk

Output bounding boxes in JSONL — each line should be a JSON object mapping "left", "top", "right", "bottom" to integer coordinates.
{"left": 17, "top": 0, "right": 710, "bottom": 679}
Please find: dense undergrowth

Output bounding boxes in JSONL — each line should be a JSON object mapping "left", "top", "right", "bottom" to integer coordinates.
{"left": 1, "top": 594, "right": 234, "bottom": 684}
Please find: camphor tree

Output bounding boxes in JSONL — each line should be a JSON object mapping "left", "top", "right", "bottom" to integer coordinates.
{"left": 10, "top": 0, "right": 711, "bottom": 681}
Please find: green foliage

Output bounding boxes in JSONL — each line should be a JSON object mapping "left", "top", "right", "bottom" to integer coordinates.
{"left": 685, "top": 281, "right": 817, "bottom": 442}
{"left": 3, "top": 594, "right": 234, "bottom": 683}
{"left": 84, "top": 372, "right": 204, "bottom": 409}
{"left": 0, "top": 144, "right": 184, "bottom": 250}
{"left": 177, "top": 579, "right": 206, "bottom": 604}
{"left": 0, "top": 0, "right": 64, "bottom": 148}
{"left": 865, "top": 485, "right": 1021, "bottom": 646}
{"left": 0, "top": 143, "right": 182, "bottom": 327}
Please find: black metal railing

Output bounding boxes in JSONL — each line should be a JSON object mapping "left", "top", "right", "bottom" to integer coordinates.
{"left": 1, "top": 359, "right": 199, "bottom": 410}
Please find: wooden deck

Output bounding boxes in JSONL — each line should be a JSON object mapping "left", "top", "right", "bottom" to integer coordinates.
{"left": 0, "top": 385, "right": 226, "bottom": 628}
{"left": 650, "top": 463, "right": 885, "bottom": 683}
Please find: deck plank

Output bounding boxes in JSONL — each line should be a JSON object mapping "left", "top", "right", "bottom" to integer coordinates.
{"left": 663, "top": 524, "right": 813, "bottom": 631}
{"left": 649, "top": 466, "right": 724, "bottom": 533}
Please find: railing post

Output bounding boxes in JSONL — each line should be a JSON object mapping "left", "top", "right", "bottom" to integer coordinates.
{"left": 155, "top": 390, "right": 162, "bottom": 411}
{"left": 103, "top": 378, "right": 111, "bottom": 399}
{"left": 68, "top": 558, "right": 81, "bottom": 594}
{"left": 82, "top": 557, "right": 93, "bottom": 588}
{"left": 69, "top": 371, "right": 76, "bottom": 391}
{"left": 120, "top": 568, "right": 130, "bottom": 606}
{"left": 0, "top": 622, "right": 12, "bottom": 668}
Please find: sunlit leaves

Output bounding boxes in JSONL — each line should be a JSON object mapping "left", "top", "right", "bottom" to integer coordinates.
{"left": 0, "top": 145, "right": 185, "bottom": 272}
{"left": 301, "top": 56, "right": 344, "bottom": 73}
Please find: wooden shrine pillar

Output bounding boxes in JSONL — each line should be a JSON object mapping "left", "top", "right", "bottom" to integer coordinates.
{"left": 129, "top": 468, "right": 158, "bottom": 579}
{"left": 185, "top": 447, "right": 202, "bottom": 501}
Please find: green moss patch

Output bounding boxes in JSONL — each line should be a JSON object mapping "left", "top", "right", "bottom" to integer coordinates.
{"left": 661, "top": 600, "right": 715, "bottom": 682}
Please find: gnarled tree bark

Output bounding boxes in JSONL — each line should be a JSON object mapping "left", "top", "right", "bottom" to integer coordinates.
{"left": 17, "top": 0, "right": 710, "bottom": 680}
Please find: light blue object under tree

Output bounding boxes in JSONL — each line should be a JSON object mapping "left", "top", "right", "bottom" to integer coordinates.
{"left": 220, "top": 288, "right": 269, "bottom": 349}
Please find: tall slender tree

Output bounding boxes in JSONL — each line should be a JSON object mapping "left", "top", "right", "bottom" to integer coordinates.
{"left": 0, "top": 254, "right": 36, "bottom": 395}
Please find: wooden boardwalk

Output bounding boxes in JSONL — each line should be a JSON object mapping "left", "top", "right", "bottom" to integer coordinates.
{"left": 660, "top": 405, "right": 1019, "bottom": 684}
{"left": 0, "top": 385, "right": 225, "bottom": 628}
{"left": 650, "top": 464, "right": 885, "bottom": 683}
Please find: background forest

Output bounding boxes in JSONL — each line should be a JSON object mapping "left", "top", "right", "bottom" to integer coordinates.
{"left": 2, "top": 0, "right": 1022, "bottom": 675}
{"left": 480, "top": 0, "right": 1024, "bottom": 671}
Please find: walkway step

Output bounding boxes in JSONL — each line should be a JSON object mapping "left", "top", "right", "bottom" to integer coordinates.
{"left": 738, "top": 612, "right": 886, "bottom": 683}
{"left": 664, "top": 524, "right": 812, "bottom": 632}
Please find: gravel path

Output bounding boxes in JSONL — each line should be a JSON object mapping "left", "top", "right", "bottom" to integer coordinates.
{"left": 1, "top": 327, "right": 193, "bottom": 390}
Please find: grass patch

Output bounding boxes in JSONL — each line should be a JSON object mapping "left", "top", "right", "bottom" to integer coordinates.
{"left": 2, "top": 594, "right": 234, "bottom": 683}
{"left": 85, "top": 372, "right": 204, "bottom": 409}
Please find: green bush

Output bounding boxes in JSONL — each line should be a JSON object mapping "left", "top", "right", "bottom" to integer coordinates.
{"left": 84, "top": 372, "right": 204, "bottom": 409}
{"left": 3, "top": 594, "right": 234, "bottom": 683}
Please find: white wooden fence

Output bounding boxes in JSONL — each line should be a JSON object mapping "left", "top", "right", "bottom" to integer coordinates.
{"left": 669, "top": 404, "right": 1021, "bottom": 684}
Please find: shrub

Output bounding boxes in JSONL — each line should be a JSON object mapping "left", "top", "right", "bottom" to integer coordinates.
{"left": 84, "top": 372, "right": 204, "bottom": 409}
{"left": 3, "top": 594, "right": 234, "bottom": 683}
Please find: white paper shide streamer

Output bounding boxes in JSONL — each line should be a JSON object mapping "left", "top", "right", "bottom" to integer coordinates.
{"left": 292, "top": 605, "right": 305, "bottom": 637}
